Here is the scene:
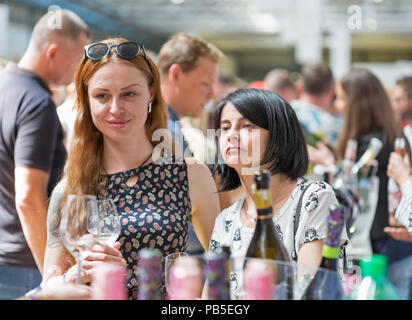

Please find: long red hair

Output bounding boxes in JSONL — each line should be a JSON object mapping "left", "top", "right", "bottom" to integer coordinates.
{"left": 61, "top": 38, "right": 168, "bottom": 264}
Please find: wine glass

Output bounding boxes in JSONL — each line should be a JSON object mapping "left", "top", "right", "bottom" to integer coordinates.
{"left": 93, "top": 199, "right": 121, "bottom": 246}
{"left": 59, "top": 194, "right": 99, "bottom": 284}
{"left": 164, "top": 252, "right": 188, "bottom": 299}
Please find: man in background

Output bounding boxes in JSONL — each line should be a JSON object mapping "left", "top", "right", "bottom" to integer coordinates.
{"left": 264, "top": 68, "right": 298, "bottom": 102}
{"left": 290, "top": 63, "right": 341, "bottom": 147}
{"left": 157, "top": 33, "right": 224, "bottom": 255}
{"left": 0, "top": 9, "right": 90, "bottom": 299}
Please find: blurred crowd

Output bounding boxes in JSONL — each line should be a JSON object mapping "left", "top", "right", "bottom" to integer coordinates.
{"left": 0, "top": 8, "right": 411, "bottom": 300}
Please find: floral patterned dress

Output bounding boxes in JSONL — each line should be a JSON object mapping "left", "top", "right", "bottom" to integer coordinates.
{"left": 97, "top": 159, "right": 191, "bottom": 300}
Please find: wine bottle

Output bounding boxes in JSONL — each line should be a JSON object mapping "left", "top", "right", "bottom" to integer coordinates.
{"left": 301, "top": 204, "right": 346, "bottom": 300}
{"left": 204, "top": 246, "right": 231, "bottom": 300}
{"left": 245, "top": 170, "right": 293, "bottom": 299}
{"left": 341, "top": 139, "right": 358, "bottom": 185}
{"left": 137, "top": 248, "right": 163, "bottom": 300}
{"left": 333, "top": 139, "right": 359, "bottom": 239}
{"left": 350, "top": 254, "right": 401, "bottom": 300}
{"left": 301, "top": 125, "right": 325, "bottom": 148}
{"left": 351, "top": 137, "right": 383, "bottom": 177}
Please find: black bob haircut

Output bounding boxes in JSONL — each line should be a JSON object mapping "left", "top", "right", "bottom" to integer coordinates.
{"left": 213, "top": 88, "right": 309, "bottom": 192}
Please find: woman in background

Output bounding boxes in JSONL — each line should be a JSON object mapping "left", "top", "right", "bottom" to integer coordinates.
{"left": 335, "top": 68, "right": 412, "bottom": 299}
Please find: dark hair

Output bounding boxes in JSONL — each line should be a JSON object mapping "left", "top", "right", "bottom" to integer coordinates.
{"left": 336, "top": 68, "right": 403, "bottom": 159}
{"left": 213, "top": 88, "right": 308, "bottom": 191}
{"left": 301, "top": 63, "right": 333, "bottom": 95}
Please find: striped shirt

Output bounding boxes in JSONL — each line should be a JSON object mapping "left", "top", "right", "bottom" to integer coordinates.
{"left": 394, "top": 179, "right": 412, "bottom": 233}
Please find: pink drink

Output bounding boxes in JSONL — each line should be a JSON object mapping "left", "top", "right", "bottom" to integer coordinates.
{"left": 167, "top": 256, "right": 203, "bottom": 300}
{"left": 244, "top": 259, "right": 274, "bottom": 300}
{"left": 92, "top": 263, "right": 127, "bottom": 300}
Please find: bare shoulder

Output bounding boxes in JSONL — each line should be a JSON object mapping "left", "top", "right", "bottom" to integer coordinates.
{"left": 185, "top": 158, "right": 215, "bottom": 186}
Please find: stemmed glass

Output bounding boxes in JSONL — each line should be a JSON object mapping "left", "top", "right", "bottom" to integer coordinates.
{"left": 59, "top": 194, "right": 99, "bottom": 284}
{"left": 164, "top": 252, "right": 189, "bottom": 299}
{"left": 93, "top": 199, "right": 121, "bottom": 246}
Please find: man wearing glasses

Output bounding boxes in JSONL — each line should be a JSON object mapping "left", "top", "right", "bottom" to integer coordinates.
{"left": 0, "top": 9, "right": 90, "bottom": 299}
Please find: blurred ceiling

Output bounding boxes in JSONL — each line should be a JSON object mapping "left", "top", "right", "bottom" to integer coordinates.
{"left": 5, "top": 0, "right": 412, "bottom": 46}
{"left": 3, "top": 0, "right": 412, "bottom": 79}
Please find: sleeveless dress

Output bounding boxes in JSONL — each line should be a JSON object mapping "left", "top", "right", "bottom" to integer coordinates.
{"left": 96, "top": 159, "right": 192, "bottom": 300}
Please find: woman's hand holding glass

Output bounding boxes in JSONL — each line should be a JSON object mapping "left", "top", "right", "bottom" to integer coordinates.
{"left": 93, "top": 199, "right": 121, "bottom": 246}
{"left": 81, "top": 199, "right": 124, "bottom": 284}
{"left": 59, "top": 194, "right": 100, "bottom": 284}
{"left": 60, "top": 196, "right": 125, "bottom": 285}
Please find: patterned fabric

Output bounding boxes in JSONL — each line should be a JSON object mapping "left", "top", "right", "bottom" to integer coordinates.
{"left": 209, "top": 178, "right": 348, "bottom": 295}
{"left": 290, "top": 100, "right": 342, "bottom": 146}
{"left": 395, "top": 179, "right": 412, "bottom": 233}
{"left": 97, "top": 159, "right": 191, "bottom": 300}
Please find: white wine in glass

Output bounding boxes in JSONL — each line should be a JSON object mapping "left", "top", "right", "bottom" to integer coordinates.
{"left": 94, "top": 199, "right": 121, "bottom": 246}
{"left": 59, "top": 194, "right": 99, "bottom": 284}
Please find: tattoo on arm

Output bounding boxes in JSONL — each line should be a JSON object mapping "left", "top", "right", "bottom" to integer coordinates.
{"left": 46, "top": 185, "right": 64, "bottom": 249}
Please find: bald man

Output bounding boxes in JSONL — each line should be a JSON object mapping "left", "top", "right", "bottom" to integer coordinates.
{"left": 0, "top": 9, "right": 90, "bottom": 299}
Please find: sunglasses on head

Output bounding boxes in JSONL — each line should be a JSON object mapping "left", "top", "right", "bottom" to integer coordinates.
{"left": 84, "top": 41, "right": 153, "bottom": 73}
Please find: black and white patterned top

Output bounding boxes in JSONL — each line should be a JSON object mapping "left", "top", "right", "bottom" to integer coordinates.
{"left": 209, "top": 178, "right": 348, "bottom": 295}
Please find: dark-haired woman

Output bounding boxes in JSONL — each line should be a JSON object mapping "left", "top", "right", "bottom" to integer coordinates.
{"left": 335, "top": 68, "right": 412, "bottom": 299}
{"left": 209, "top": 89, "right": 347, "bottom": 291}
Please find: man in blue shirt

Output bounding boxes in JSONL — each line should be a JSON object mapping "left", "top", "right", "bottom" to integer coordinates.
{"left": 158, "top": 33, "right": 224, "bottom": 254}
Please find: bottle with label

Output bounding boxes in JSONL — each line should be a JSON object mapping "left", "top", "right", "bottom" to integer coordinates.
{"left": 334, "top": 139, "right": 358, "bottom": 189}
{"left": 351, "top": 137, "right": 383, "bottom": 178}
{"left": 301, "top": 125, "right": 325, "bottom": 148}
{"left": 350, "top": 254, "right": 401, "bottom": 300}
{"left": 333, "top": 139, "right": 359, "bottom": 239}
{"left": 204, "top": 246, "right": 231, "bottom": 300}
{"left": 137, "top": 248, "right": 163, "bottom": 300}
{"left": 388, "top": 137, "right": 406, "bottom": 227}
{"left": 245, "top": 170, "right": 293, "bottom": 299}
{"left": 351, "top": 137, "right": 383, "bottom": 213}
{"left": 301, "top": 204, "right": 346, "bottom": 300}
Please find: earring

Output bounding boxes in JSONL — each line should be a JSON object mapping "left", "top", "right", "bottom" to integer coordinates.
{"left": 148, "top": 101, "right": 152, "bottom": 114}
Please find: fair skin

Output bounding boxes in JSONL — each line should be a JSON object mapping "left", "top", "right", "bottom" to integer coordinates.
{"left": 13, "top": 33, "right": 89, "bottom": 274}
{"left": 161, "top": 56, "right": 219, "bottom": 118}
{"left": 385, "top": 151, "right": 412, "bottom": 242}
{"left": 278, "top": 87, "right": 298, "bottom": 103}
{"left": 334, "top": 82, "right": 347, "bottom": 117}
{"left": 299, "top": 86, "right": 335, "bottom": 114}
{"left": 43, "top": 61, "right": 220, "bottom": 286}
{"left": 387, "top": 152, "right": 411, "bottom": 187}
{"left": 219, "top": 103, "right": 324, "bottom": 271}
{"left": 391, "top": 84, "right": 412, "bottom": 124}
{"left": 305, "top": 83, "right": 345, "bottom": 167}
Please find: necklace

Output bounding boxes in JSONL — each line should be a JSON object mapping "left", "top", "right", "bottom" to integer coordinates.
{"left": 103, "top": 151, "right": 153, "bottom": 175}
